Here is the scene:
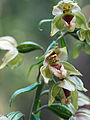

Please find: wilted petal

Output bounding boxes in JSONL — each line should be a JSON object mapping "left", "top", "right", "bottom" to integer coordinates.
{"left": 0, "top": 48, "right": 18, "bottom": 69}
{"left": 78, "top": 92, "right": 90, "bottom": 106}
{"left": 40, "top": 66, "right": 52, "bottom": 83}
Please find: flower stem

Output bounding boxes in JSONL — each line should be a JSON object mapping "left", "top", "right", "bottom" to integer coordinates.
{"left": 30, "top": 80, "right": 44, "bottom": 120}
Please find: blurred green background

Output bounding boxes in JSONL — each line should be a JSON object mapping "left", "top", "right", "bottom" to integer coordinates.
{"left": 0, "top": 0, "right": 90, "bottom": 120}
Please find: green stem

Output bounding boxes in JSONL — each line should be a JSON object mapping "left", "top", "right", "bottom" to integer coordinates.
{"left": 30, "top": 80, "right": 44, "bottom": 120}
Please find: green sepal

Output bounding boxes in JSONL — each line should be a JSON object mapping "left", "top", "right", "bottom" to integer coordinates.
{"left": 67, "top": 76, "right": 87, "bottom": 92}
{"left": 60, "top": 61, "right": 82, "bottom": 76}
{"left": 9, "top": 82, "right": 39, "bottom": 107}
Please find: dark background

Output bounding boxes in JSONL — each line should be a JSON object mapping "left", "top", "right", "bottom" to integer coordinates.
{"left": 0, "top": 0, "right": 90, "bottom": 120}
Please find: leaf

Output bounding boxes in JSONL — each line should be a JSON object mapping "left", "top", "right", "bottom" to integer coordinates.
{"left": 47, "top": 103, "right": 73, "bottom": 119}
{"left": 78, "top": 91, "right": 90, "bottom": 106}
{"left": 7, "top": 111, "right": 24, "bottom": 120}
{"left": 74, "top": 12, "right": 88, "bottom": 30}
{"left": 9, "top": 82, "right": 39, "bottom": 107}
{"left": 60, "top": 61, "right": 82, "bottom": 76}
{"left": 67, "top": 76, "right": 87, "bottom": 92}
{"left": 28, "top": 60, "right": 43, "bottom": 77}
{"left": 32, "top": 113, "right": 40, "bottom": 120}
{"left": 73, "top": 41, "right": 84, "bottom": 59}
{"left": 71, "top": 89, "right": 78, "bottom": 110}
{"left": 38, "top": 19, "right": 53, "bottom": 31}
{"left": 17, "top": 41, "right": 43, "bottom": 53}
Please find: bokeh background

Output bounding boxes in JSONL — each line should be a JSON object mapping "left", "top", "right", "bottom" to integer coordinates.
{"left": 0, "top": 0, "right": 90, "bottom": 120}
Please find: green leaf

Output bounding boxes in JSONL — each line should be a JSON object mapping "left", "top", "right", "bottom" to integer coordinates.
{"left": 17, "top": 41, "right": 43, "bottom": 53}
{"left": 32, "top": 113, "right": 40, "bottom": 120}
{"left": 7, "top": 111, "right": 24, "bottom": 120}
{"left": 71, "top": 89, "right": 78, "bottom": 110}
{"left": 47, "top": 103, "right": 73, "bottom": 119}
{"left": 9, "top": 82, "right": 39, "bottom": 107}
{"left": 84, "top": 43, "right": 90, "bottom": 54}
{"left": 60, "top": 61, "right": 82, "bottom": 76}
{"left": 74, "top": 12, "right": 88, "bottom": 30}
{"left": 38, "top": 19, "right": 53, "bottom": 31}
{"left": 73, "top": 41, "right": 84, "bottom": 59}
{"left": 67, "top": 76, "right": 87, "bottom": 92}
{"left": 78, "top": 91, "right": 90, "bottom": 106}
{"left": 28, "top": 60, "right": 43, "bottom": 77}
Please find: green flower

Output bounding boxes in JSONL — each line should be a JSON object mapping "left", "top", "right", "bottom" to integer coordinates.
{"left": 51, "top": 0, "right": 88, "bottom": 36}
{"left": 40, "top": 47, "right": 67, "bottom": 83}
{"left": 0, "top": 36, "right": 22, "bottom": 69}
{"left": 52, "top": 0, "right": 81, "bottom": 16}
